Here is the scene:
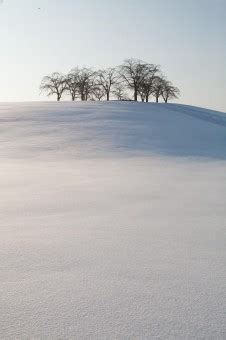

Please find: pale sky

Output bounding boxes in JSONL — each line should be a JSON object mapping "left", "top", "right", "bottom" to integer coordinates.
{"left": 0, "top": 0, "right": 225, "bottom": 111}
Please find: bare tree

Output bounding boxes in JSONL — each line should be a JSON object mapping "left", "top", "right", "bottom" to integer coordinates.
{"left": 66, "top": 68, "right": 80, "bottom": 101}
{"left": 119, "top": 59, "right": 155, "bottom": 101}
{"left": 152, "top": 76, "right": 165, "bottom": 103}
{"left": 113, "top": 84, "right": 129, "bottom": 101}
{"left": 40, "top": 72, "right": 66, "bottom": 101}
{"left": 84, "top": 76, "right": 96, "bottom": 101}
{"left": 138, "top": 65, "right": 160, "bottom": 102}
{"left": 77, "top": 68, "right": 96, "bottom": 101}
{"left": 162, "top": 80, "right": 180, "bottom": 103}
{"left": 97, "top": 68, "right": 118, "bottom": 101}
{"left": 92, "top": 84, "right": 106, "bottom": 101}
{"left": 40, "top": 60, "right": 180, "bottom": 104}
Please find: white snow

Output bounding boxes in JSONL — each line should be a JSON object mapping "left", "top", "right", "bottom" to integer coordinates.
{"left": 0, "top": 101, "right": 226, "bottom": 339}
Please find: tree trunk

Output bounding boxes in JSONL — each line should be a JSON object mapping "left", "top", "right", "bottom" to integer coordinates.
{"left": 156, "top": 97, "right": 158, "bottom": 103}
{"left": 107, "top": 92, "right": 110, "bottom": 101}
{"left": 134, "top": 89, "right": 138, "bottom": 101}
{"left": 145, "top": 95, "right": 149, "bottom": 102}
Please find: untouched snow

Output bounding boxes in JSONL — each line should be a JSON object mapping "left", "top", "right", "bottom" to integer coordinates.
{"left": 0, "top": 101, "right": 226, "bottom": 339}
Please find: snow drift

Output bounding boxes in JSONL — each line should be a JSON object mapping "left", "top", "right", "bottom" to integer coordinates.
{"left": 0, "top": 102, "right": 226, "bottom": 339}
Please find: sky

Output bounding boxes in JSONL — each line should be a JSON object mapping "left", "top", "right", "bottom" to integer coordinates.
{"left": 0, "top": 0, "right": 225, "bottom": 111}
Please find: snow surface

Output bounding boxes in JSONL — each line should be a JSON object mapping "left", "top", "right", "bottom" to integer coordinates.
{"left": 0, "top": 101, "right": 226, "bottom": 339}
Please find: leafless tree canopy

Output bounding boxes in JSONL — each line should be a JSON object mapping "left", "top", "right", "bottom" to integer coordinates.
{"left": 75, "top": 68, "right": 96, "bottom": 101}
{"left": 138, "top": 66, "right": 160, "bottom": 102}
{"left": 40, "top": 59, "right": 180, "bottom": 103}
{"left": 92, "top": 84, "right": 106, "bottom": 101}
{"left": 161, "top": 80, "right": 180, "bottom": 103}
{"left": 96, "top": 68, "right": 119, "bottom": 101}
{"left": 152, "top": 76, "right": 166, "bottom": 103}
{"left": 40, "top": 72, "right": 67, "bottom": 101}
{"left": 113, "top": 84, "right": 129, "bottom": 101}
{"left": 119, "top": 59, "right": 155, "bottom": 101}
{"left": 65, "top": 68, "right": 80, "bottom": 101}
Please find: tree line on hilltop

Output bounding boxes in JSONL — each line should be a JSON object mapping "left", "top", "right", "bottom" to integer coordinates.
{"left": 40, "top": 58, "right": 180, "bottom": 103}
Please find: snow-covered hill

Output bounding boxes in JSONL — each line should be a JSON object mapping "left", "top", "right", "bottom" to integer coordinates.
{"left": 0, "top": 102, "right": 226, "bottom": 339}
